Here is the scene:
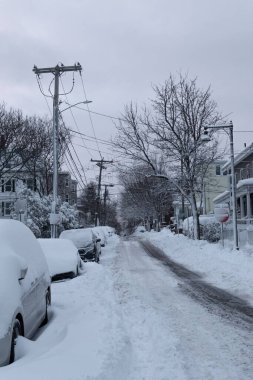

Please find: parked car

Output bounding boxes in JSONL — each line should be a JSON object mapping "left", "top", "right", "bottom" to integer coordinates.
{"left": 38, "top": 238, "right": 83, "bottom": 281}
{"left": 182, "top": 215, "right": 216, "bottom": 238}
{"left": 100, "top": 226, "right": 115, "bottom": 238}
{"left": 59, "top": 228, "right": 101, "bottom": 262}
{"left": 92, "top": 226, "right": 107, "bottom": 247}
{"left": 133, "top": 225, "right": 146, "bottom": 235}
{"left": 0, "top": 219, "right": 51, "bottom": 367}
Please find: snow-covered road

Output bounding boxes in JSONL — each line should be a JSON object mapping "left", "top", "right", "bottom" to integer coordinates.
{"left": 112, "top": 239, "right": 253, "bottom": 379}
{"left": 1, "top": 235, "right": 253, "bottom": 379}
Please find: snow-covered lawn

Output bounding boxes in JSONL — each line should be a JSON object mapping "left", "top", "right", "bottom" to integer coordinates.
{"left": 142, "top": 229, "right": 253, "bottom": 306}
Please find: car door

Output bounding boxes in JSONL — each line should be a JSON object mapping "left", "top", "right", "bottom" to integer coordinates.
{"left": 20, "top": 272, "right": 41, "bottom": 337}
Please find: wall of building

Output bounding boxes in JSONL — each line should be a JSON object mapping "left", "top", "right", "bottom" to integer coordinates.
{"left": 204, "top": 161, "right": 228, "bottom": 213}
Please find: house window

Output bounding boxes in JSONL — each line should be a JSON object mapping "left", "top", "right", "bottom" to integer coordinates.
{"left": 215, "top": 165, "right": 221, "bottom": 176}
{"left": 65, "top": 178, "right": 69, "bottom": 187}
{"left": 1, "top": 179, "right": 15, "bottom": 192}
{"left": 1, "top": 202, "right": 13, "bottom": 216}
{"left": 65, "top": 194, "right": 69, "bottom": 203}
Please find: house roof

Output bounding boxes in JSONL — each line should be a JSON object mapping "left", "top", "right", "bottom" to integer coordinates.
{"left": 213, "top": 190, "right": 230, "bottom": 203}
{"left": 222, "top": 142, "right": 253, "bottom": 172}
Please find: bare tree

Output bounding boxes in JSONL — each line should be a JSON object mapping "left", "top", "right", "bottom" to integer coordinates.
{"left": 119, "top": 164, "right": 173, "bottom": 230}
{"left": 114, "top": 75, "right": 224, "bottom": 239}
{"left": 0, "top": 104, "right": 36, "bottom": 180}
{"left": 21, "top": 116, "right": 70, "bottom": 196}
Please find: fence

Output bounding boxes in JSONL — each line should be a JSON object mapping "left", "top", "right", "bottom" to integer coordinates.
{"left": 223, "top": 219, "right": 253, "bottom": 247}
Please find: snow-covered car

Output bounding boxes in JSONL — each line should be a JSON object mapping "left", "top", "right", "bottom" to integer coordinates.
{"left": 182, "top": 215, "right": 216, "bottom": 238}
{"left": 38, "top": 238, "right": 82, "bottom": 281}
{"left": 0, "top": 220, "right": 51, "bottom": 367}
{"left": 92, "top": 227, "right": 107, "bottom": 247}
{"left": 59, "top": 228, "right": 101, "bottom": 262}
{"left": 134, "top": 226, "right": 146, "bottom": 234}
{"left": 100, "top": 226, "right": 115, "bottom": 238}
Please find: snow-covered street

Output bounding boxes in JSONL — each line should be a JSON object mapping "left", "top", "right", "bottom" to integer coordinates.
{"left": 1, "top": 232, "right": 253, "bottom": 379}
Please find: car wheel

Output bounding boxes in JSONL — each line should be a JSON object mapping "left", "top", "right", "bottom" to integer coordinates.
{"left": 9, "top": 319, "right": 22, "bottom": 364}
{"left": 40, "top": 290, "right": 50, "bottom": 327}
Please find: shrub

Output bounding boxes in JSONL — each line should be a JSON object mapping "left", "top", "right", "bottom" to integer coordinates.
{"left": 202, "top": 223, "right": 220, "bottom": 242}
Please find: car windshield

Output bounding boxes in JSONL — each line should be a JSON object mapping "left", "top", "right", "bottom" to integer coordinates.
{"left": 60, "top": 229, "right": 93, "bottom": 248}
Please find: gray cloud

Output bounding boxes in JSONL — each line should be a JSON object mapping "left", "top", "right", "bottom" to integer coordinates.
{"left": 0, "top": 0, "right": 253, "bottom": 173}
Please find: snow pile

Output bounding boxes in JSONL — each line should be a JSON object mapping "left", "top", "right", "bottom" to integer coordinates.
{"left": 143, "top": 229, "right": 253, "bottom": 305}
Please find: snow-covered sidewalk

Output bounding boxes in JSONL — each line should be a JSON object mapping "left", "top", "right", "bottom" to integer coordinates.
{"left": 141, "top": 229, "right": 253, "bottom": 306}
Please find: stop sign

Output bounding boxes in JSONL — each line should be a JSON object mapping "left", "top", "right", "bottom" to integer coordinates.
{"left": 214, "top": 203, "right": 230, "bottom": 223}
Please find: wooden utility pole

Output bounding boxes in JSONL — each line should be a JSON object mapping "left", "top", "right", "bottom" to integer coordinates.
{"left": 33, "top": 63, "right": 82, "bottom": 238}
{"left": 101, "top": 184, "right": 114, "bottom": 225}
{"left": 91, "top": 158, "right": 113, "bottom": 226}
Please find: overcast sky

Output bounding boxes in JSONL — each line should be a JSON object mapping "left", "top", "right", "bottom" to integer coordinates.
{"left": 1, "top": 0, "right": 253, "bottom": 189}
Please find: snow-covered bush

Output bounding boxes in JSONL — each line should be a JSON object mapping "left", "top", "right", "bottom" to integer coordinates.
{"left": 59, "top": 202, "right": 80, "bottom": 233}
{"left": 13, "top": 181, "right": 81, "bottom": 237}
{"left": 202, "top": 222, "right": 221, "bottom": 242}
{"left": 183, "top": 215, "right": 219, "bottom": 242}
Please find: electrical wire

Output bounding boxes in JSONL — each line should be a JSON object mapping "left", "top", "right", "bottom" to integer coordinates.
{"left": 35, "top": 75, "right": 53, "bottom": 99}
{"left": 35, "top": 73, "right": 90, "bottom": 189}
{"left": 79, "top": 71, "right": 102, "bottom": 158}
{"left": 67, "top": 140, "right": 88, "bottom": 185}
{"left": 64, "top": 152, "right": 85, "bottom": 193}
{"left": 59, "top": 116, "right": 89, "bottom": 186}
{"left": 59, "top": 76, "right": 94, "bottom": 159}
{"left": 69, "top": 129, "right": 114, "bottom": 147}
{"left": 65, "top": 146, "right": 87, "bottom": 189}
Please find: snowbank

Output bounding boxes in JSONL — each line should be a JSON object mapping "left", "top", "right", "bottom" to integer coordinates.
{"left": 143, "top": 229, "right": 253, "bottom": 305}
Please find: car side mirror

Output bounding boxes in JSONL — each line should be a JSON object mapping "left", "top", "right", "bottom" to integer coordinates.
{"left": 19, "top": 266, "right": 28, "bottom": 281}
{"left": 96, "top": 238, "right": 101, "bottom": 243}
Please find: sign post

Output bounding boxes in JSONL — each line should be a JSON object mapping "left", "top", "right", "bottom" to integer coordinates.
{"left": 214, "top": 203, "right": 230, "bottom": 247}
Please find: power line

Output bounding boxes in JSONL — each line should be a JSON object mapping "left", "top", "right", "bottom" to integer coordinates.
{"left": 59, "top": 77, "right": 94, "bottom": 158}
{"left": 59, "top": 117, "right": 88, "bottom": 186}
{"left": 65, "top": 145, "right": 87, "bottom": 189}
{"left": 69, "top": 128, "right": 114, "bottom": 147}
{"left": 79, "top": 72, "right": 102, "bottom": 158}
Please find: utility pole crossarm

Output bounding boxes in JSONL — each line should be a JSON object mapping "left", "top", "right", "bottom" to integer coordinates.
{"left": 91, "top": 159, "right": 113, "bottom": 164}
{"left": 33, "top": 64, "right": 82, "bottom": 75}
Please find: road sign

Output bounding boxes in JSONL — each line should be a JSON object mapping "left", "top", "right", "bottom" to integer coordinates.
{"left": 214, "top": 203, "right": 230, "bottom": 223}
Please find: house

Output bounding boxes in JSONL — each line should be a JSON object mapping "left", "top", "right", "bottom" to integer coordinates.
{"left": 0, "top": 170, "right": 78, "bottom": 220}
{"left": 203, "top": 160, "right": 228, "bottom": 214}
{"left": 171, "top": 160, "right": 228, "bottom": 228}
{"left": 49, "top": 172, "right": 78, "bottom": 206}
{"left": 213, "top": 143, "right": 253, "bottom": 219}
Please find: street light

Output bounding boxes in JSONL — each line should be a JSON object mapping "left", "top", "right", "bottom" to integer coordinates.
{"left": 202, "top": 121, "right": 239, "bottom": 250}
